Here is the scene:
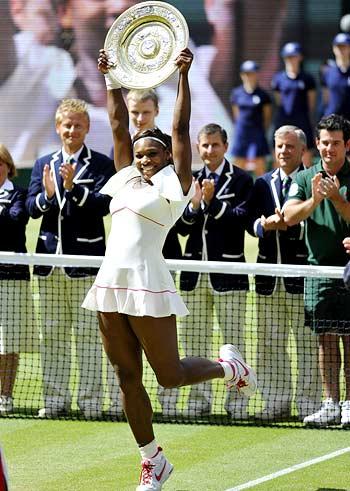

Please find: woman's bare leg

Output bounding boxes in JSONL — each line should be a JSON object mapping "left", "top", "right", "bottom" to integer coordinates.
{"left": 128, "top": 315, "right": 224, "bottom": 388}
{"left": 98, "top": 312, "right": 154, "bottom": 445}
{"left": 98, "top": 313, "right": 236, "bottom": 446}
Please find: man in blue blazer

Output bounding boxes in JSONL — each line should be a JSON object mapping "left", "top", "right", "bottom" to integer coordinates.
{"left": 26, "top": 98, "right": 116, "bottom": 419}
{"left": 247, "top": 125, "right": 321, "bottom": 421}
{"left": 176, "top": 123, "right": 253, "bottom": 419}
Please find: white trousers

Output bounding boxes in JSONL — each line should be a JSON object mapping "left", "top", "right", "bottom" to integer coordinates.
{"left": 256, "top": 282, "right": 322, "bottom": 416}
{"left": 38, "top": 270, "right": 106, "bottom": 412}
{"left": 179, "top": 274, "right": 248, "bottom": 414}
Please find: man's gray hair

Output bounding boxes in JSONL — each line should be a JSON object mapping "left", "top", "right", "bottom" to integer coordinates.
{"left": 274, "top": 125, "right": 307, "bottom": 146}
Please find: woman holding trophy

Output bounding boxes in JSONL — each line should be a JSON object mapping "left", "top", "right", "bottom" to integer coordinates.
{"left": 82, "top": 5, "right": 257, "bottom": 489}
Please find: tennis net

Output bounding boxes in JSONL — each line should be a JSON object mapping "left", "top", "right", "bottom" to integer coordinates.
{"left": 0, "top": 251, "right": 348, "bottom": 428}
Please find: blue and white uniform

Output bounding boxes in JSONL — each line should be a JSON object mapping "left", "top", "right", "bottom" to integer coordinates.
{"left": 230, "top": 85, "right": 271, "bottom": 158}
{"left": 321, "top": 63, "right": 350, "bottom": 120}
{"left": 271, "top": 70, "right": 316, "bottom": 148}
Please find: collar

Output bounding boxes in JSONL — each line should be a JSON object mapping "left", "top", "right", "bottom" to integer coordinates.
{"left": 0, "top": 179, "right": 14, "bottom": 191}
{"left": 61, "top": 145, "right": 84, "bottom": 163}
{"left": 205, "top": 159, "right": 226, "bottom": 178}
{"left": 279, "top": 166, "right": 300, "bottom": 181}
{"left": 317, "top": 159, "right": 350, "bottom": 176}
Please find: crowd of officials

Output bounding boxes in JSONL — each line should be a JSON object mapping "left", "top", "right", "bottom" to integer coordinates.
{"left": 1, "top": 30, "right": 350, "bottom": 431}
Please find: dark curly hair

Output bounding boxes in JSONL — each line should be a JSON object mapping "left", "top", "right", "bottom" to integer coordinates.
{"left": 316, "top": 114, "right": 350, "bottom": 142}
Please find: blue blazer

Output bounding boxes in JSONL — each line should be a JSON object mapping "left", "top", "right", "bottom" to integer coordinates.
{"left": 0, "top": 182, "right": 29, "bottom": 280}
{"left": 177, "top": 160, "right": 253, "bottom": 292}
{"left": 246, "top": 165, "right": 307, "bottom": 295}
{"left": 26, "top": 145, "right": 115, "bottom": 277}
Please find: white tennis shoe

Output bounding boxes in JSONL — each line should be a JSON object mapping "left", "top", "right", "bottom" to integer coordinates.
{"left": 219, "top": 344, "right": 257, "bottom": 397}
{"left": 136, "top": 448, "right": 173, "bottom": 490}
{"left": 303, "top": 398, "right": 341, "bottom": 427}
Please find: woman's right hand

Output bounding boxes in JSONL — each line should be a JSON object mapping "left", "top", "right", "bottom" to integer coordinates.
{"left": 98, "top": 49, "right": 112, "bottom": 74}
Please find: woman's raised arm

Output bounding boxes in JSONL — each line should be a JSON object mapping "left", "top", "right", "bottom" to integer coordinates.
{"left": 98, "top": 49, "right": 132, "bottom": 172}
{"left": 171, "top": 48, "right": 193, "bottom": 194}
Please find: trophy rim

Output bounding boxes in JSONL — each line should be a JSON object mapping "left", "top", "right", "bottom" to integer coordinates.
{"left": 104, "top": 1, "right": 189, "bottom": 89}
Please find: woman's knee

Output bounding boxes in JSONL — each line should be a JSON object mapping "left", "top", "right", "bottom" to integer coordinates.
{"left": 156, "top": 367, "right": 184, "bottom": 389}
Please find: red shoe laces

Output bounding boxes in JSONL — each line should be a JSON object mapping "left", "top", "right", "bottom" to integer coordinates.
{"left": 140, "top": 460, "right": 155, "bottom": 484}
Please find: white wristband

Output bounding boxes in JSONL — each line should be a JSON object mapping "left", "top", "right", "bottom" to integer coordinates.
{"left": 104, "top": 72, "right": 121, "bottom": 90}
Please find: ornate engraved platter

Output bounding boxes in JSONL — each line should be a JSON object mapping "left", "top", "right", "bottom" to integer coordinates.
{"left": 104, "top": 1, "right": 189, "bottom": 89}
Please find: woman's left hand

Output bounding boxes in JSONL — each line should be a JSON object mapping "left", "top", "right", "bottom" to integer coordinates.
{"left": 175, "top": 48, "right": 193, "bottom": 74}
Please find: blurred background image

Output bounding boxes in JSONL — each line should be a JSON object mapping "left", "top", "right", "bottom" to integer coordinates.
{"left": 0, "top": 0, "right": 349, "bottom": 177}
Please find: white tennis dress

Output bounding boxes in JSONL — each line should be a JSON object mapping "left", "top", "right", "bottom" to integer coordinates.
{"left": 82, "top": 165, "right": 194, "bottom": 317}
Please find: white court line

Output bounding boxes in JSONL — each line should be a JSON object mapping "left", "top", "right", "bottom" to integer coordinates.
{"left": 225, "top": 446, "right": 350, "bottom": 491}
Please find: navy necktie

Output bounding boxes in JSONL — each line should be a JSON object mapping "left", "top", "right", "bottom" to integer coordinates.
{"left": 282, "top": 176, "right": 292, "bottom": 200}
{"left": 208, "top": 172, "right": 219, "bottom": 186}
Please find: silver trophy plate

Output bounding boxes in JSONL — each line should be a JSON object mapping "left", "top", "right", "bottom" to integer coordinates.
{"left": 104, "top": 1, "right": 189, "bottom": 89}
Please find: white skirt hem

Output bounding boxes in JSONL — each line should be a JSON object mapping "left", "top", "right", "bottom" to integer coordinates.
{"left": 82, "top": 285, "right": 189, "bottom": 318}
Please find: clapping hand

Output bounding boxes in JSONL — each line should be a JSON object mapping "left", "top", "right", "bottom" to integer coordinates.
{"left": 261, "top": 208, "right": 288, "bottom": 231}
{"left": 60, "top": 161, "right": 77, "bottom": 191}
{"left": 43, "top": 164, "right": 55, "bottom": 199}
{"left": 201, "top": 178, "right": 215, "bottom": 205}
{"left": 317, "top": 173, "right": 340, "bottom": 201}
{"left": 190, "top": 179, "right": 202, "bottom": 210}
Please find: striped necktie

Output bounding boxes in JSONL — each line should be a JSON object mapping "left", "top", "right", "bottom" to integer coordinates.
{"left": 282, "top": 176, "right": 292, "bottom": 200}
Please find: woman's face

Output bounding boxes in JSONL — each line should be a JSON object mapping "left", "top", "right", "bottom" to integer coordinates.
{"left": 0, "top": 160, "right": 10, "bottom": 187}
{"left": 133, "top": 138, "right": 169, "bottom": 181}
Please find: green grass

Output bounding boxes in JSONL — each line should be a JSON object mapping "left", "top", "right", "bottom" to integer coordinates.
{"left": 11, "top": 218, "right": 348, "bottom": 490}
{"left": 1, "top": 419, "right": 349, "bottom": 490}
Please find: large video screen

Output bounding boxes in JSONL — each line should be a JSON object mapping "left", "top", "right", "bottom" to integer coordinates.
{"left": 0, "top": 0, "right": 344, "bottom": 169}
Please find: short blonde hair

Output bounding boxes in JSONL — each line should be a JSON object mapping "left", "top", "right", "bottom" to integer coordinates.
{"left": 55, "top": 98, "right": 90, "bottom": 125}
{"left": 126, "top": 89, "right": 159, "bottom": 109}
{"left": 0, "top": 144, "right": 16, "bottom": 179}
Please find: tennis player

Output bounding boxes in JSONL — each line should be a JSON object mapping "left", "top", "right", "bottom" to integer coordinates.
{"left": 82, "top": 47, "right": 257, "bottom": 490}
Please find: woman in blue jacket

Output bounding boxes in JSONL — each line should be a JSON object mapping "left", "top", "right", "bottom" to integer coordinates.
{"left": 0, "top": 144, "right": 36, "bottom": 414}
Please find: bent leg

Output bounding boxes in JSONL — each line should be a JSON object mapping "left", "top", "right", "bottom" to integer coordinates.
{"left": 98, "top": 311, "right": 153, "bottom": 445}
{"left": 128, "top": 314, "right": 223, "bottom": 389}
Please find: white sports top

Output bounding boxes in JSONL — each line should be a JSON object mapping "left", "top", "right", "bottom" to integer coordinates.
{"left": 82, "top": 165, "right": 194, "bottom": 317}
